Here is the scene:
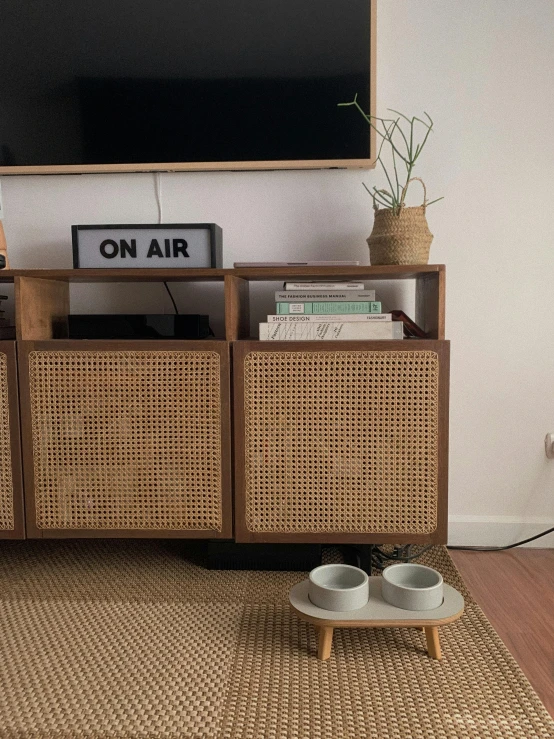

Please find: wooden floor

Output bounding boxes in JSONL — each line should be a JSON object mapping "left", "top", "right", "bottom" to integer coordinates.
{"left": 450, "top": 548, "right": 554, "bottom": 718}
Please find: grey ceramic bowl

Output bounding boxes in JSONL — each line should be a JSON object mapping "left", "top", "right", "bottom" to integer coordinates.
{"left": 308, "top": 564, "right": 369, "bottom": 611}
{"left": 382, "top": 563, "right": 443, "bottom": 611}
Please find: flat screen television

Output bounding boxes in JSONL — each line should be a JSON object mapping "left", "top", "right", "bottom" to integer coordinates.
{"left": 0, "top": 0, "right": 375, "bottom": 174}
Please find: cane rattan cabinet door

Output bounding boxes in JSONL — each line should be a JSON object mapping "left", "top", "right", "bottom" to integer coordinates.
{"left": 19, "top": 341, "right": 231, "bottom": 538}
{"left": 0, "top": 342, "right": 25, "bottom": 539}
{"left": 234, "top": 341, "right": 449, "bottom": 544}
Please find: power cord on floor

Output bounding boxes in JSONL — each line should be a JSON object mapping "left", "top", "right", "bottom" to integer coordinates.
{"left": 346, "top": 526, "right": 554, "bottom": 572}
{"left": 346, "top": 544, "right": 435, "bottom": 572}
{"left": 376, "top": 544, "right": 434, "bottom": 562}
{"left": 447, "top": 526, "right": 554, "bottom": 552}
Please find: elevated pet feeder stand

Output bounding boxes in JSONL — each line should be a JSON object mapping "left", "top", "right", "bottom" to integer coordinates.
{"left": 290, "top": 578, "right": 464, "bottom": 661}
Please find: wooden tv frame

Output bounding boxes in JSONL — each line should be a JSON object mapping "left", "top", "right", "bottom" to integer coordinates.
{"left": 0, "top": 1, "right": 376, "bottom": 175}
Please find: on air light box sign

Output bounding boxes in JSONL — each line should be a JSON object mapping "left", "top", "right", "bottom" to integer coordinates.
{"left": 72, "top": 224, "right": 222, "bottom": 268}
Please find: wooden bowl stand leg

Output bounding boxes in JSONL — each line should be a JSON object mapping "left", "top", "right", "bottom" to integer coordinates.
{"left": 315, "top": 623, "right": 442, "bottom": 661}
{"left": 424, "top": 626, "right": 442, "bottom": 660}
{"left": 317, "top": 626, "right": 334, "bottom": 660}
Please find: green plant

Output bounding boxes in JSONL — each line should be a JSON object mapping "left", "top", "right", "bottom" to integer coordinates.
{"left": 338, "top": 94, "right": 443, "bottom": 215}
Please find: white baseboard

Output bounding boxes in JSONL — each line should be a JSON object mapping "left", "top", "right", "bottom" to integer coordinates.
{"left": 447, "top": 516, "right": 554, "bottom": 548}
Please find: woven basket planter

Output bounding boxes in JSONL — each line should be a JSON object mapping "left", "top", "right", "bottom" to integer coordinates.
{"left": 366, "top": 178, "right": 434, "bottom": 265}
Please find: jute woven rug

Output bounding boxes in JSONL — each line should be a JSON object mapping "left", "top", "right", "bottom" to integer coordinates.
{"left": 0, "top": 541, "right": 552, "bottom": 739}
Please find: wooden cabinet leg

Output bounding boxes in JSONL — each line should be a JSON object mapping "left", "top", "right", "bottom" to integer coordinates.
{"left": 425, "top": 626, "right": 442, "bottom": 660}
{"left": 318, "top": 626, "right": 334, "bottom": 660}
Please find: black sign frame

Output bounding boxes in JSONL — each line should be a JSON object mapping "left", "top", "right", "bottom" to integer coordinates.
{"left": 71, "top": 223, "right": 222, "bottom": 268}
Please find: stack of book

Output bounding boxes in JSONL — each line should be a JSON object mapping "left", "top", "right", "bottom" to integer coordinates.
{"left": 259, "top": 282, "right": 403, "bottom": 340}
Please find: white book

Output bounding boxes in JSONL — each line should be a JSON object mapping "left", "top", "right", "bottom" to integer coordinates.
{"left": 259, "top": 322, "right": 404, "bottom": 341}
{"left": 283, "top": 282, "right": 364, "bottom": 290}
{"left": 267, "top": 313, "right": 392, "bottom": 323}
{"left": 233, "top": 260, "right": 361, "bottom": 267}
{"left": 275, "top": 290, "right": 376, "bottom": 301}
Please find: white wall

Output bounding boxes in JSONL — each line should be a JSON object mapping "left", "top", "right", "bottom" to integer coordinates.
{"left": 2, "top": 0, "right": 553, "bottom": 546}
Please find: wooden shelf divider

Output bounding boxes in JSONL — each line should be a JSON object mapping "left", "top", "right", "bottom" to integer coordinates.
{"left": 15, "top": 276, "right": 70, "bottom": 341}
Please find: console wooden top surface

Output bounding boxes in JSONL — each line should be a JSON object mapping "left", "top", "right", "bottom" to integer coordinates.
{"left": 0, "top": 265, "right": 445, "bottom": 283}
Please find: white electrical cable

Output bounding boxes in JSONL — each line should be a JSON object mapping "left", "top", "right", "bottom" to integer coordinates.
{"left": 154, "top": 171, "right": 177, "bottom": 313}
{"left": 154, "top": 172, "right": 163, "bottom": 224}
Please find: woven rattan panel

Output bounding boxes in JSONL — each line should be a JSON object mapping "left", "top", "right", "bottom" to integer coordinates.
{"left": 0, "top": 352, "right": 14, "bottom": 530}
{"left": 28, "top": 350, "right": 223, "bottom": 531}
{"left": 244, "top": 350, "right": 440, "bottom": 534}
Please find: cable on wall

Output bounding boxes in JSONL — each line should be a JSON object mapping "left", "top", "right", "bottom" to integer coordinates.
{"left": 153, "top": 171, "right": 179, "bottom": 314}
{"left": 163, "top": 281, "right": 179, "bottom": 315}
{"left": 448, "top": 526, "right": 554, "bottom": 552}
{"left": 154, "top": 172, "right": 163, "bottom": 224}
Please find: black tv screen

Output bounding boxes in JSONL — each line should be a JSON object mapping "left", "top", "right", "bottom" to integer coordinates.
{"left": 0, "top": 0, "right": 375, "bottom": 173}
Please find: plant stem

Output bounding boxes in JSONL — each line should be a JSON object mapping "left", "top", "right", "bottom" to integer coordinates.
{"left": 338, "top": 97, "right": 442, "bottom": 211}
{"left": 399, "top": 163, "right": 414, "bottom": 207}
{"left": 338, "top": 98, "right": 409, "bottom": 163}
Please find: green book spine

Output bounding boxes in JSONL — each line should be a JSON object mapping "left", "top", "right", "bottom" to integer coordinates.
{"left": 276, "top": 301, "right": 382, "bottom": 315}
